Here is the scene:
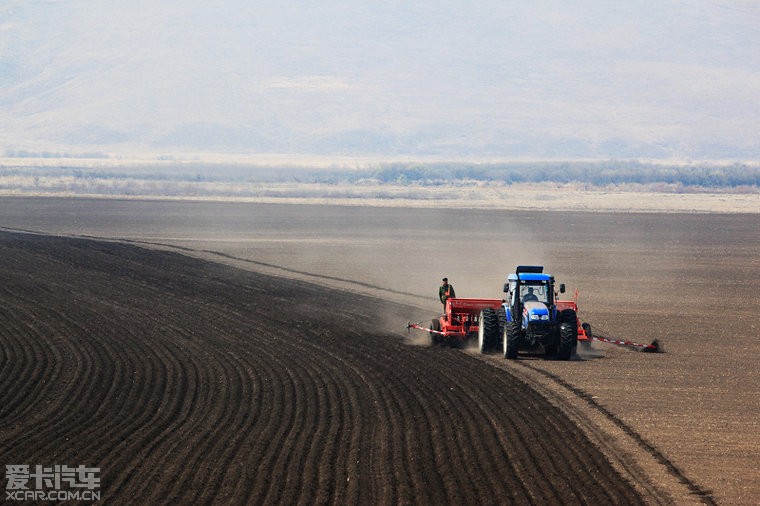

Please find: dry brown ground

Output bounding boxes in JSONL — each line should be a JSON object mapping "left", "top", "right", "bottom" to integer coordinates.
{"left": 0, "top": 231, "right": 647, "bottom": 504}
{"left": 1, "top": 196, "right": 758, "bottom": 504}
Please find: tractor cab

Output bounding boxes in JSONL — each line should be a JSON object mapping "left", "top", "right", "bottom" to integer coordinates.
{"left": 503, "top": 266, "right": 565, "bottom": 325}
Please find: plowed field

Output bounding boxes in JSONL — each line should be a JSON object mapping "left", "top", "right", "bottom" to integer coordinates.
{"left": 2, "top": 197, "right": 758, "bottom": 504}
{"left": 0, "top": 231, "right": 646, "bottom": 504}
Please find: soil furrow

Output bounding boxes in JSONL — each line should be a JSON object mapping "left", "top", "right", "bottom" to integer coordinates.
{"left": 0, "top": 230, "right": 649, "bottom": 505}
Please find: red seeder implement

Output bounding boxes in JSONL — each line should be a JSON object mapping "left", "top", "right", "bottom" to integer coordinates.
{"left": 407, "top": 298, "right": 504, "bottom": 347}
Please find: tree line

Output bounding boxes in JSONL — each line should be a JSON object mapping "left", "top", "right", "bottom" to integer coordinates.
{"left": 358, "top": 162, "right": 760, "bottom": 188}
{"left": 2, "top": 160, "right": 758, "bottom": 189}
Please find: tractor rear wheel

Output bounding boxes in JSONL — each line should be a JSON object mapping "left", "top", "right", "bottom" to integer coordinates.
{"left": 430, "top": 318, "right": 443, "bottom": 346}
{"left": 498, "top": 306, "right": 508, "bottom": 332}
{"left": 503, "top": 319, "right": 520, "bottom": 359}
{"left": 478, "top": 308, "right": 499, "bottom": 353}
{"left": 558, "top": 309, "right": 578, "bottom": 360}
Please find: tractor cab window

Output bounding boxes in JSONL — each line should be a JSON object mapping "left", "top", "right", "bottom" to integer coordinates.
{"left": 520, "top": 283, "right": 549, "bottom": 304}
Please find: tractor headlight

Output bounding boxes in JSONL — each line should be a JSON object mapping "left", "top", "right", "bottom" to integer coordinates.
{"left": 530, "top": 314, "right": 540, "bottom": 321}
{"left": 541, "top": 315, "right": 549, "bottom": 321}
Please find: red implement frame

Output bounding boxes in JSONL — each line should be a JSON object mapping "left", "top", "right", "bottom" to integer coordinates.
{"left": 408, "top": 298, "right": 504, "bottom": 345}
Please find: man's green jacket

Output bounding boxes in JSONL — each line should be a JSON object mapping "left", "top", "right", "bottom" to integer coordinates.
{"left": 439, "top": 284, "right": 455, "bottom": 304}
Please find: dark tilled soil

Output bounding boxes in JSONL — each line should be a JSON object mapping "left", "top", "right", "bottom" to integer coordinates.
{"left": 0, "top": 231, "right": 646, "bottom": 504}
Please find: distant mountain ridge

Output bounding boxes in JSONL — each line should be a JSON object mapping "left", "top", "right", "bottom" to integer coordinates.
{"left": 2, "top": 1, "right": 760, "bottom": 160}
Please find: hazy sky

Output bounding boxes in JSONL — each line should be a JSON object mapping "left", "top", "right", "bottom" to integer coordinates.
{"left": 2, "top": 1, "right": 760, "bottom": 160}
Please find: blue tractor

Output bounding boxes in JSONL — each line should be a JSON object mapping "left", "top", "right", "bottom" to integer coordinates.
{"left": 490, "top": 265, "right": 578, "bottom": 360}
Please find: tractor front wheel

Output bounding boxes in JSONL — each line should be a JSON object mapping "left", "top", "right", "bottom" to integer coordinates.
{"left": 503, "top": 320, "right": 520, "bottom": 359}
{"left": 544, "top": 340, "right": 558, "bottom": 358}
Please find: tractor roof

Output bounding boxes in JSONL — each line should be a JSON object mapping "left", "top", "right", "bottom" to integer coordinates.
{"left": 507, "top": 272, "right": 552, "bottom": 282}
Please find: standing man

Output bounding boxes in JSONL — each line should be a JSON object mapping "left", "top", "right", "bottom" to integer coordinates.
{"left": 439, "top": 277, "right": 455, "bottom": 309}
